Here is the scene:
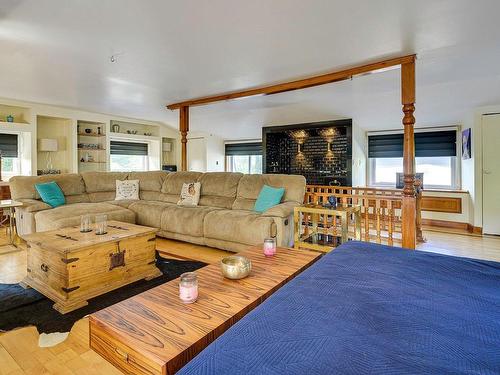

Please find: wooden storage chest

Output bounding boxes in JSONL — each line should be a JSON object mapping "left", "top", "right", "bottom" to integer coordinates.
{"left": 22, "top": 221, "right": 161, "bottom": 314}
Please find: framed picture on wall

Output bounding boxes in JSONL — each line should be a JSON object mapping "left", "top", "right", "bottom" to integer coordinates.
{"left": 462, "top": 128, "right": 471, "bottom": 160}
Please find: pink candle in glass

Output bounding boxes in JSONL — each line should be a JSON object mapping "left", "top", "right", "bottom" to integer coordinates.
{"left": 179, "top": 272, "right": 198, "bottom": 303}
{"left": 263, "top": 238, "right": 277, "bottom": 257}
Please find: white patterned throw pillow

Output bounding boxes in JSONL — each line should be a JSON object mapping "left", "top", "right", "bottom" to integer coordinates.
{"left": 177, "top": 182, "right": 201, "bottom": 206}
{"left": 115, "top": 179, "right": 140, "bottom": 200}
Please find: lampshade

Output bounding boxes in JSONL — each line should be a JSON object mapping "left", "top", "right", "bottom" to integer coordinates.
{"left": 38, "top": 138, "right": 58, "bottom": 152}
{"left": 163, "top": 142, "right": 172, "bottom": 152}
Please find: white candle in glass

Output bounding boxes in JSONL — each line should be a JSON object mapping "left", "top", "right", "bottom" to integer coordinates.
{"left": 263, "top": 238, "right": 277, "bottom": 257}
{"left": 179, "top": 272, "right": 198, "bottom": 303}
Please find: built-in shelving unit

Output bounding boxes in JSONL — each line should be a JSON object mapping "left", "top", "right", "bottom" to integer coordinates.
{"left": 110, "top": 120, "right": 159, "bottom": 138}
{"left": 0, "top": 99, "right": 175, "bottom": 178}
{"left": 77, "top": 120, "right": 107, "bottom": 172}
{"left": 36, "top": 115, "right": 72, "bottom": 175}
{"left": 0, "top": 104, "right": 30, "bottom": 124}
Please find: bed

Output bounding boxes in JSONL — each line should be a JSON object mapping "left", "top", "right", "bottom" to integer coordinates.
{"left": 178, "top": 241, "right": 500, "bottom": 374}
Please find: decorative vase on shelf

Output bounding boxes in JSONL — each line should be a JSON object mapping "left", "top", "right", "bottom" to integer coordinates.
{"left": 112, "top": 124, "right": 120, "bottom": 133}
{"left": 6, "top": 115, "right": 14, "bottom": 123}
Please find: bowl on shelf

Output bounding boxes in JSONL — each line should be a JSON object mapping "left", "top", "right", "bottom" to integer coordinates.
{"left": 220, "top": 255, "right": 252, "bottom": 280}
{"left": 85, "top": 128, "right": 92, "bottom": 134}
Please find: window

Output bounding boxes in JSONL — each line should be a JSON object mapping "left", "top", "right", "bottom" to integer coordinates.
{"left": 110, "top": 141, "right": 149, "bottom": 172}
{"left": 0, "top": 133, "right": 20, "bottom": 180}
{"left": 368, "top": 130, "right": 458, "bottom": 189}
{"left": 225, "top": 142, "right": 262, "bottom": 174}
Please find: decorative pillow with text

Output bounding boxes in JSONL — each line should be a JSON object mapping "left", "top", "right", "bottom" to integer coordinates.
{"left": 177, "top": 182, "right": 201, "bottom": 206}
{"left": 115, "top": 179, "right": 140, "bottom": 200}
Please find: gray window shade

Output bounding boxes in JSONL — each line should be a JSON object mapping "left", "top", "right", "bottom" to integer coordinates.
{"left": 368, "top": 131, "right": 456, "bottom": 158}
{"left": 0, "top": 134, "right": 18, "bottom": 158}
{"left": 225, "top": 142, "right": 262, "bottom": 156}
{"left": 110, "top": 141, "right": 148, "bottom": 156}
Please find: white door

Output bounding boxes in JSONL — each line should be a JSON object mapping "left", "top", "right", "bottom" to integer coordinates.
{"left": 187, "top": 137, "right": 206, "bottom": 172}
{"left": 482, "top": 114, "right": 500, "bottom": 235}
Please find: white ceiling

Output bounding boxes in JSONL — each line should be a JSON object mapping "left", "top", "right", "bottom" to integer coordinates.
{"left": 1, "top": 0, "right": 500, "bottom": 139}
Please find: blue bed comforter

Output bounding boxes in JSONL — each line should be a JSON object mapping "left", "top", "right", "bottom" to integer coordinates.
{"left": 179, "top": 241, "right": 500, "bottom": 374}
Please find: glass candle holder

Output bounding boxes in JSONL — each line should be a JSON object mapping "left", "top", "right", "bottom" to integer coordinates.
{"left": 179, "top": 272, "right": 198, "bottom": 304}
{"left": 80, "top": 214, "right": 92, "bottom": 233}
{"left": 95, "top": 214, "right": 108, "bottom": 235}
{"left": 263, "top": 238, "right": 277, "bottom": 257}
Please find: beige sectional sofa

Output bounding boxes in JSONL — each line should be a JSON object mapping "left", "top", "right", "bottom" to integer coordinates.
{"left": 10, "top": 171, "right": 305, "bottom": 252}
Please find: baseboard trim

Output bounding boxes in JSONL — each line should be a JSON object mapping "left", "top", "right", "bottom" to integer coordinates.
{"left": 422, "top": 219, "right": 482, "bottom": 234}
{"left": 467, "top": 224, "right": 483, "bottom": 234}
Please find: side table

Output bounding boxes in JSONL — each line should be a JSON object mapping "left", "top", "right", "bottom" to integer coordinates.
{"left": 294, "top": 203, "right": 361, "bottom": 252}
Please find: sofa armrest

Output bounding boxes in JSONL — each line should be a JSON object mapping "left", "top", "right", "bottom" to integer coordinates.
{"left": 261, "top": 202, "right": 299, "bottom": 218}
{"left": 16, "top": 198, "right": 52, "bottom": 213}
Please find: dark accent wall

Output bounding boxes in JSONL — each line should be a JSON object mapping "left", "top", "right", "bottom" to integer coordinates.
{"left": 263, "top": 119, "right": 352, "bottom": 186}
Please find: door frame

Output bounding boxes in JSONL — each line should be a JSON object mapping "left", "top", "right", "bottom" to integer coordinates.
{"left": 481, "top": 113, "right": 500, "bottom": 234}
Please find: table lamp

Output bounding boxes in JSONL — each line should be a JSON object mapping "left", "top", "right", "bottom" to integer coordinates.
{"left": 38, "top": 138, "right": 58, "bottom": 171}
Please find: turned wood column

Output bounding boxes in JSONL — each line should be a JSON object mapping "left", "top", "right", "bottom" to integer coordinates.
{"left": 401, "top": 60, "right": 416, "bottom": 249}
{"left": 179, "top": 106, "right": 189, "bottom": 171}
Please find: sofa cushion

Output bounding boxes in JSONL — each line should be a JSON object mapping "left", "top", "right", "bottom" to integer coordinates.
{"left": 10, "top": 174, "right": 86, "bottom": 200}
{"left": 204, "top": 209, "right": 277, "bottom": 246}
{"left": 16, "top": 198, "right": 52, "bottom": 213}
{"left": 115, "top": 179, "right": 140, "bottom": 200}
{"left": 128, "top": 171, "right": 168, "bottom": 197}
{"left": 161, "top": 205, "right": 220, "bottom": 237}
{"left": 129, "top": 201, "right": 173, "bottom": 228}
{"left": 81, "top": 171, "right": 128, "bottom": 193}
{"left": 233, "top": 174, "right": 306, "bottom": 211}
{"left": 108, "top": 199, "right": 138, "bottom": 209}
{"left": 254, "top": 185, "right": 285, "bottom": 213}
{"left": 35, "top": 181, "right": 66, "bottom": 208}
{"left": 160, "top": 171, "right": 203, "bottom": 203}
{"left": 34, "top": 202, "right": 135, "bottom": 232}
{"left": 197, "top": 172, "right": 243, "bottom": 209}
{"left": 87, "top": 191, "right": 116, "bottom": 203}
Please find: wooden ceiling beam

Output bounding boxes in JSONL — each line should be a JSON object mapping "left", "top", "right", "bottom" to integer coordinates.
{"left": 166, "top": 55, "right": 416, "bottom": 110}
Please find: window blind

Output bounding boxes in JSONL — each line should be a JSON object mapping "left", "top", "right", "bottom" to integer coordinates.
{"left": 225, "top": 142, "right": 262, "bottom": 156}
{"left": 0, "top": 133, "right": 18, "bottom": 158}
{"left": 110, "top": 141, "right": 148, "bottom": 156}
{"left": 368, "top": 130, "right": 456, "bottom": 158}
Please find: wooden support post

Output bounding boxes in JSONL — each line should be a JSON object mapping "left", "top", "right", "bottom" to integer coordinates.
{"left": 179, "top": 106, "right": 189, "bottom": 171}
{"left": 401, "top": 59, "right": 416, "bottom": 249}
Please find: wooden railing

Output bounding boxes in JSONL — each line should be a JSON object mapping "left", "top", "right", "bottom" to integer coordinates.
{"left": 304, "top": 185, "right": 424, "bottom": 246}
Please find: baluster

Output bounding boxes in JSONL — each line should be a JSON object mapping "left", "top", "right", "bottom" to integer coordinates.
{"left": 376, "top": 200, "right": 381, "bottom": 244}
{"left": 364, "top": 198, "right": 370, "bottom": 242}
{"left": 388, "top": 200, "right": 394, "bottom": 246}
{"left": 323, "top": 211, "right": 328, "bottom": 239}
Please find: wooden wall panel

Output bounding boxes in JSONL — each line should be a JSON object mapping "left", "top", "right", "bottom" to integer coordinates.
{"left": 421, "top": 196, "right": 462, "bottom": 214}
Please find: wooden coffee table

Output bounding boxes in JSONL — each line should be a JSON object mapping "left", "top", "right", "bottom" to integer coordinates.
{"left": 22, "top": 221, "right": 161, "bottom": 314}
{"left": 89, "top": 246, "right": 320, "bottom": 375}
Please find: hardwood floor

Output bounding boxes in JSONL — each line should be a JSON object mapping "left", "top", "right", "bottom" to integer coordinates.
{"left": 0, "top": 232, "right": 499, "bottom": 374}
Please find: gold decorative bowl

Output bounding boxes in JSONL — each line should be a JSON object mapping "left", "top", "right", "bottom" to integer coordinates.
{"left": 220, "top": 255, "right": 252, "bottom": 280}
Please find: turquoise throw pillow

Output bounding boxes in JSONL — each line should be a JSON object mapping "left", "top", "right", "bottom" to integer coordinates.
{"left": 254, "top": 185, "right": 285, "bottom": 213}
{"left": 35, "top": 181, "right": 65, "bottom": 208}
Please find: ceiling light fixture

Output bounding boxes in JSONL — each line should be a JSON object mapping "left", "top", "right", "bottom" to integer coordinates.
{"left": 109, "top": 52, "right": 124, "bottom": 63}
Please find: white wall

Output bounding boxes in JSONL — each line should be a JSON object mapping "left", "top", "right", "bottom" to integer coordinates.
{"left": 205, "top": 134, "right": 225, "bottom": 172}
{"left": 461, "top": 112, "right": 475, "bottom": 226}
{"left": 461, "top": 104, "right": 500, "bottom": 228}
{"left": 352, "top": 122, "right": 366, "bottom": 186}
{"left": 187, "top": 132, "right": 225, "bottom": 172}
